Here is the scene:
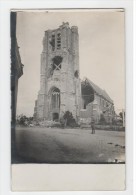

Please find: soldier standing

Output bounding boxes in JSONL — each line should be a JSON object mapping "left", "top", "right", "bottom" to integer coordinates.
{"left": 91, "top": 119, "right": 95, "bottom": 134}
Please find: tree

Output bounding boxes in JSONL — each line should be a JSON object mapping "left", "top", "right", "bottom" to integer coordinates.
{"left": 112, "top": 117, "right": 117, "bottom": 125}
{"left": 62, "top": 111, "right": 77, "bottom": 127}
{"left": 16, "top": 114, "right": 34, "bottom": 126}
{"left": 119, "top": 111, "right": 125, "bottom": 120}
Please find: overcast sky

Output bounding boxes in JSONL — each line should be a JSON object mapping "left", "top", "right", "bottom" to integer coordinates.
{"left": 16, "top": 9, "right": 125, "bottom": 116}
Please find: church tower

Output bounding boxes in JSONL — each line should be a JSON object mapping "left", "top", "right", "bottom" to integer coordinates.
{"left": 34, "top": 22, "right": 81, "bottom": 122}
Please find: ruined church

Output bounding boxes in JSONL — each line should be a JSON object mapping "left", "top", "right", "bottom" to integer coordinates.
{"left": 34, "top": 22, "right": 115, "bottom": 124}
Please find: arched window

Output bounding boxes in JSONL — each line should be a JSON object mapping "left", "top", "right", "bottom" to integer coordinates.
{"left": 51, "top": 88, "right": 60, "bottom": 109}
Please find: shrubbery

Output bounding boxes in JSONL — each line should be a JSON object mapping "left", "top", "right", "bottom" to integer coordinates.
{"left": 61, "top": 111, "right": 77, "bottom": 128}
{"left": 16, "top": 114, "right": 34, "bottom": 126}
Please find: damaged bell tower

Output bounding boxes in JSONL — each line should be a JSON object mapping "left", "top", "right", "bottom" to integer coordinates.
{"left": 34, "top": 22, "right": 81, "bottom": 122}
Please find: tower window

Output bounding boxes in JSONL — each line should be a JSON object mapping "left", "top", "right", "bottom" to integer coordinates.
{"left": 49, "top": 34, "right": 55, "bottom": 51}
{"left": 52, "top": 56, "right": 63, "bottom": 71}
{"left": 57, "top": 33, "right": 61, "bottom": 50}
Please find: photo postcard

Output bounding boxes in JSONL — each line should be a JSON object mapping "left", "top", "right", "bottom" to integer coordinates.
{"left": 11, "top": 9, "right": 125, "bottom": 191}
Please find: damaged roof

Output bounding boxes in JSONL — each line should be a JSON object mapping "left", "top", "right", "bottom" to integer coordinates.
{"left": 82, "top": 78, "right": 113, "bottom": 104}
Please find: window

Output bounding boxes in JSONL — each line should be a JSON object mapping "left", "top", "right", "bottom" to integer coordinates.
{"left": 106, "top": 101, "right": 109, "bottom": 107}
{"left": 51, "top": 88, "right": 60, "bottom": 109}
{"left": 57, "top": 33, "right": 61, "bottom": 50}
{"left": 102, "top": 100, "right": 104, "bottom": 107}
{"left": 49, "top": 34, "right": 55, "bottom": 51}
{"left": 52, "top": 56, "right": 63, "bottom": 71}
{"left": 84, "top": 103, "right": 86, "bottom": 109}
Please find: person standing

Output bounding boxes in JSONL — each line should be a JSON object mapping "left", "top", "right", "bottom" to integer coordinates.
{"left": 60, "top": 117, "right": 65, "bottom": 128}
{"left": 91, "top": 119, "right": 95, "bottom": 134}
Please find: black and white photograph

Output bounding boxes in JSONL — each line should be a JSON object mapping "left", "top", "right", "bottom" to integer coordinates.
{"left": 11, "top": 8, "right": 126, "bottom": 190}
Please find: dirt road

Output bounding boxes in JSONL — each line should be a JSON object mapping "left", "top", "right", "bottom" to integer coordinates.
{"left": 14, "top": 127, "right": 125, "bottom": 164}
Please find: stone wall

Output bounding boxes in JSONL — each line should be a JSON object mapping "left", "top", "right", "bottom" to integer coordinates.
{"left": 80, "top": 93, "right": 114, "bottom": 124}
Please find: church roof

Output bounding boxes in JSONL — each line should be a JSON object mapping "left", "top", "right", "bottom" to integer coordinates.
{"left": 83, "top": 78, "right": 113, "bottom": 104}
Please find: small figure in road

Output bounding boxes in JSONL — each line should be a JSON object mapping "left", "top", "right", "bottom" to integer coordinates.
{"left": 60, "top": 117, "right": 65, "bottom": 128}
{"left": 60, "top": 117, "right": 67, "bottom": 128}
{"left": 91, "top": 120, "right": 95, "bottom": 134}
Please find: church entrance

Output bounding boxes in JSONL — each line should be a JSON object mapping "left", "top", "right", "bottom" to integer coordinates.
{"left": 53, "top": 113, "right": 59, "bottom": 121}
{"left": 51, "top": 87, "right": 60, "bottom": 121}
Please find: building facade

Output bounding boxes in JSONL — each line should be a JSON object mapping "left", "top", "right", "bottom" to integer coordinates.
{"left": 34, "top": 22, "right": 81, "bottom": 122}
{"left": 11, "top": 12, "right": 24, "bottom": 162}
{"left": 34, "top": 22, "right": 115, "bottom": 124}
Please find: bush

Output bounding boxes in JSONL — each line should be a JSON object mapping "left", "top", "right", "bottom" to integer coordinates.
{"left": 16, "top": 114, "right": 34, "bottom": 126}
{"left": 62, "top": 111, "right": 77, "bottom": 127}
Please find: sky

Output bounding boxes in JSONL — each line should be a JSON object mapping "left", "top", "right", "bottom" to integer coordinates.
{"left": 16, "top": 9, "right": 125, "bottom": 116}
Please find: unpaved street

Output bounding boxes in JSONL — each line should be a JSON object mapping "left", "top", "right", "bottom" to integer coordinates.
{"left": 15, "top": 127, "right": 125, "bottom": 163}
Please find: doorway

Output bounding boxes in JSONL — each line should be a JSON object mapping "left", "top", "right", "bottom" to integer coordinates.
{"left": 53, "top": 113, "right": 59, "bottom": 121}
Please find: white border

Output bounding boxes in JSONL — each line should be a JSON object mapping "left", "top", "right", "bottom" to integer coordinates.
{"left": 0, "top": 0, "right": 134, "bottom": 195}
{"left": 133, "top": 0, "right": 136, "bottom": 195}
